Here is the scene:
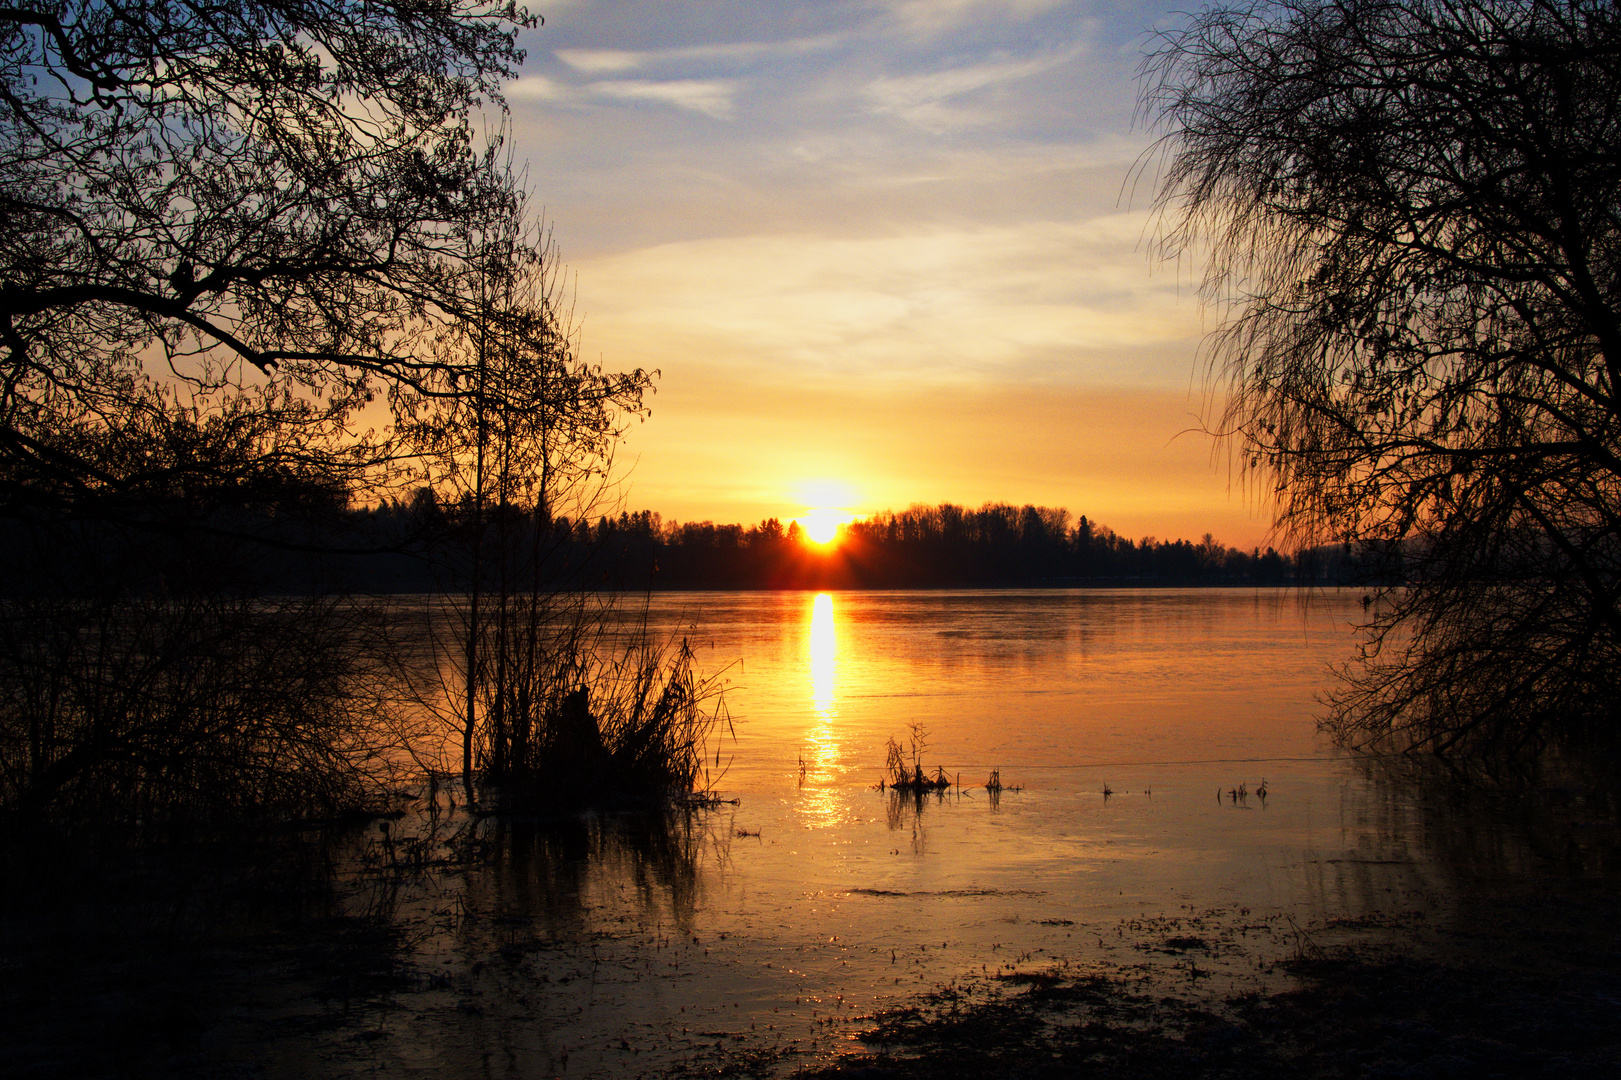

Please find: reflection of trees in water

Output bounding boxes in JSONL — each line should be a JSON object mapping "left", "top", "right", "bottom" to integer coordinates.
{"left": 1, "top": 821, "right": 426, "bottom": 1077}
{"left": 1240, "top": 754, "right": 1621, "bottom": 933}
{"left": 456, "top": 809, "right": 709, "bottom": 937}
{"left": 1298, "top": 755, "right": 1621, "bottom": 970}
{"left": 1355, "top": 754, "right": 1621, "bottom": 884}
{"left": 101, "top": 808, "right": 715, "bottom": 1073}
{"left": 331, "top": 798, "right": 714, "bottom": 934}
{"left": 1334, "top": 755, "right": 1621, "bottom": 988}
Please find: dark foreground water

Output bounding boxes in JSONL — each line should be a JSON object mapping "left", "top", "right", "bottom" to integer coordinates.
{"left": 6, "top": 589, "right": 1618, "bottom": 1078}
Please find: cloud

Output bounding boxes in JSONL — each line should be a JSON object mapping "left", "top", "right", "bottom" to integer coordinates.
{"left": 884, "top": 0, "right": 1073, "bottom": 36}
{"left": 571, "top": 219, "right": 1201, "bottom": 387}
{"left": 862, "top": 51, "right": 1080, "bottom": 130}
{"left": 508, "top": 74, "right": 739, "bottom": 119}
{"left": 555, "top": 49, "right": 645, "bottom": 74}
{"left": 555, "top": 36, "right": 843, "bottom": 75}
{"left": 585, "top": 79, "right": 739, "bottom": 119}
{"left": 506, "top": 74, "right": 570, "bottom": 101}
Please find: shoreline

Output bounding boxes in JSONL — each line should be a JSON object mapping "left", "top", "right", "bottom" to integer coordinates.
{"left": 4, "top": 824, "right": 1617, "bottom": 1078}
{"left": 799, "top": 878, "right": 1621, "bottom": 1078}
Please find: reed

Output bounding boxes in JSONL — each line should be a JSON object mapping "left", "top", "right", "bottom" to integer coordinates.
{"left": 472, "top": 623, "right": 731, "bottom": 811}
{"left": 880, "top": 725, "right": 951, "bottom": 793}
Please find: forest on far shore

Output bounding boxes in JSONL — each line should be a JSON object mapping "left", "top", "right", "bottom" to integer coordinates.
{"left": 329, "top": 496, "right": 1342, "bottom": 592}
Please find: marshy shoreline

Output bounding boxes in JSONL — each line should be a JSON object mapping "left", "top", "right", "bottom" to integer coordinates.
{"left": 805, "top": 884, "right": 1621, "bottom": 1079}
{"left": 7, "top": 592, "right": 1620, "bottom": 1079}
{"left": 4, "top": 787, "right": 1618, "bottom": 1080}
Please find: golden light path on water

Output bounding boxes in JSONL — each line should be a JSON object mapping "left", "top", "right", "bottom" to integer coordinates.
{"left": 809, "top": 592, "right": 837, "bottom": 720}
{"left": 800, "top": 592, "right": 843, "bottom": 826}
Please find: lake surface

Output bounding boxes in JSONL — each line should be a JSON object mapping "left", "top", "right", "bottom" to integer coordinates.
{"left": 60, "top": 587, "right": 1607, "bottom": 1079}
{"left": 228, "top": 586, "right": 1497, "bottom": 1078}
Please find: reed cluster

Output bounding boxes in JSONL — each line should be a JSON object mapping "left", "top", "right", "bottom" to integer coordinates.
{"left": 476, "top": 630, "right": 730, "bottom": 810}
{"left": 880, "top": 726, "right": 952, "bottom": 792}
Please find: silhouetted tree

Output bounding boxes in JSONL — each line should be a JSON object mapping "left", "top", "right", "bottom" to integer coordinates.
{"left": 1, "top": 0, "right": 533, "bottom": 529}
{"left": 1146, "top": 0, "right": 1621, "bottom": 755}
{"left": 400, "top": 189, "right": 653, "bottom": 792}
{"left": 0, "top": 1, "right": 696, "bottom": 819}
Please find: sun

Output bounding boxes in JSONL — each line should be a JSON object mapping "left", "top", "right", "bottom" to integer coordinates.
{"left": 799, "top": 509, "right": 848, "bottom": 546}
{"left": 792, "top": 480, "right": 860, "bottom": 545}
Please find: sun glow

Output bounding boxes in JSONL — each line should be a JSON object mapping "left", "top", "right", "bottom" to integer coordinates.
{"left": 791, "top": 479, "right": 859, "bottom": 546}
{"left": 799, "top": 509, "right": 848, "bottom": 545}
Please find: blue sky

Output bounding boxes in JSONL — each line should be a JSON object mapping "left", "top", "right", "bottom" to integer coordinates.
{"left": 496, "top": 1, "right": 1273, "bottom": 546}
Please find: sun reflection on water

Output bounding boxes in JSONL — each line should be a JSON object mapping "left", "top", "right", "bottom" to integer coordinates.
{"left": 800, "top": 593, "right": 844, "bottom": 825}
{"left": 809, "top": 592, "right": 837, "bottom": 720}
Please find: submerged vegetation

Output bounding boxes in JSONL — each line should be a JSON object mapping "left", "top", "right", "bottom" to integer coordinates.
{"left": 470, "top": 632, "right": 731, "bottom": 810}
{"left": 0, "top": 582, "right": 398, "bottom": 823}
{"left": 0, "top": 521, "right": 404, "bottom": 823}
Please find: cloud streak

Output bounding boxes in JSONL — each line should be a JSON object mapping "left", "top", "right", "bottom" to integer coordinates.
{"left": 862, "top": 50, "right": 1083, "bottom": 130}
{"left": 555, "top": 35, "right": 843, "bottom": 74}
{"left": 573, "top": 219, "right": 1199, "bottom": 384}
{"left": 507, "top": 74, "right": 739, "bottom": 119}
{"left": 883, "top": 0, "right": 1075, "bottom": 37}
{"left": 588, "top": 79, "right": 739, "bottom": 119}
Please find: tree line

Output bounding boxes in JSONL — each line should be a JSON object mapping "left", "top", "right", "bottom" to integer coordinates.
{"left": 629, "top": 503, "right": 1317, "bottom": 588}
{"left": 318, "top": 496, "right": 1325, "bottom": 591}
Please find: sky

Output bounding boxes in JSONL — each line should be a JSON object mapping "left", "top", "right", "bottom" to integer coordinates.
{"left": 500, "top": 1, "right": 1275, "bottom": 549}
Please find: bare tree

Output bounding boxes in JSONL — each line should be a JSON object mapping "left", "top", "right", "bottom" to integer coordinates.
{"left": 1145, "top": 0, "right": 1621, "bottom": 756}
{"left": 401, "top": 183, "right": 657, "bottom": 795}
{"left": 1, "top": 0, "right": 534, "bottom": 526}
{"left": 0, "top": 3, "right": 692, "bottom": 819}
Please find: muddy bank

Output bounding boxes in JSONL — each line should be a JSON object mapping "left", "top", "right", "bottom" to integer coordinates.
{"left": 806, "top": 883, "right": 1621, "bottom": 1080}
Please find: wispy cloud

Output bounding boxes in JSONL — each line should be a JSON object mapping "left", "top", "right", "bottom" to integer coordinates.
{"left": 573, "top": 219, "right": 1199, "bottom": 384}
{"left": 587, "top": 79, "right": 739, "bottom": 119}
{"left": 508, "top": 74, "right": 739, "bottom": 119}
{"left": 863, "top": 51, "right": 1080, "bottom": 130}
{"left": 555, "top": 48, "right": 650, "bottom": 75}
{"left": 506, "top": 74, "right": 569, "bottom": 101}
{"left": 885, "top": 0, "right": 1072, "bottom": 36}
{"left": 556, "top": 35, "right": 842, "bottom": 75}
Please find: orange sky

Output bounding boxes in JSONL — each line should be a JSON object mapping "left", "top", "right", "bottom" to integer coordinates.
{"left": 614, "top": 378, "right": 1271, "bottom": 547}
{"left": 505, "top": 2, "right": 1279, "bottom": 550}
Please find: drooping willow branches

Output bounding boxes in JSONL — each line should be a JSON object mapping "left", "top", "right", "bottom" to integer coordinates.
{"left": 1145, "top": 0, "right": 1621, "bottom": 756}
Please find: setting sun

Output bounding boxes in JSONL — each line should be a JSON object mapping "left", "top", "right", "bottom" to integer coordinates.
{"left": 791, "top": 480, "right": 859, "bottom": 546}
{"left": 799, "top": 510, "right": 848, "bottom": 545}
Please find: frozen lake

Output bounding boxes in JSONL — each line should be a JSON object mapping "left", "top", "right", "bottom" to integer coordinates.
{"left": 268, "top": 587, "right": 1489, "bottom": 1077}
